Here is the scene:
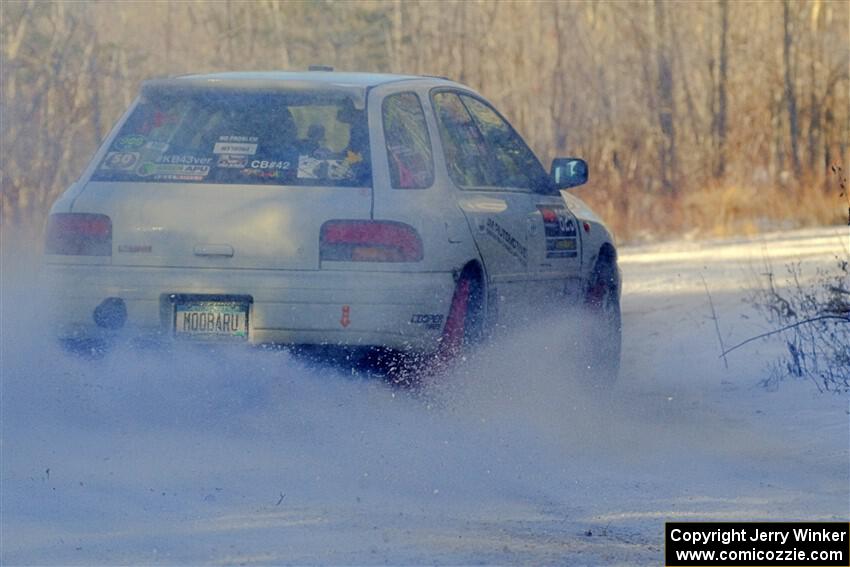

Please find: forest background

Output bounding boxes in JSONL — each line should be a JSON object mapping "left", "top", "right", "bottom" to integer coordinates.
{"left": 2, "top": 0, "right": 848, "bottom": 242}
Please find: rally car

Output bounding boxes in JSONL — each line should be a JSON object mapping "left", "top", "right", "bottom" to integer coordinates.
{"left": 43, "top": 69, "right": 621, "bottom": 377}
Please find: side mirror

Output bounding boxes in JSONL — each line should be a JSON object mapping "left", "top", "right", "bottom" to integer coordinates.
{"left": 551, "top": 157, "right": 588, "bottom": 189}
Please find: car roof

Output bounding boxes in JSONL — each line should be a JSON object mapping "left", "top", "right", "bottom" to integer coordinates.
{"left": 180, "top": 71, "right": 439, "bottom": 87}
{"left": 142, "top": 71, "right": 461, "bottom": 109}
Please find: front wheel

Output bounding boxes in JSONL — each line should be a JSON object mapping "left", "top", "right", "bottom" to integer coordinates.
{"left": 581, "top": 259, "right": 622, "bottom": 384}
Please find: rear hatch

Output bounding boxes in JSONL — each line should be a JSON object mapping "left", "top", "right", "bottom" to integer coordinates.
{"left": 73, "top": 84, "right": 373, "bottom": 270}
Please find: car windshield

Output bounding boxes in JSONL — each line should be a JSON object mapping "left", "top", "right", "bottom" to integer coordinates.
{"left": 91, "top": 89, "right": 371, "bottom": 187}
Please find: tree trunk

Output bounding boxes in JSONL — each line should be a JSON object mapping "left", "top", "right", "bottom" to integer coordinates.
{"left": 783, "top": 0, "right": 802, "bottom": 179}
{"left": 712, "top": 0, "right": 729, "bottom": 179}
{"left": 551, "top": 1, "right": 567, "bottom": 155}
{"left": 654, "top": 0, "right": 677, "bottom": 197}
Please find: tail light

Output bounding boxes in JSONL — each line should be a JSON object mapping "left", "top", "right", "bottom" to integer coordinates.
{"left": 320, "top": 220, "right": 423, "bottom": 262}
{"left": 45, "top": 213, "right": 112, "bottom": 256}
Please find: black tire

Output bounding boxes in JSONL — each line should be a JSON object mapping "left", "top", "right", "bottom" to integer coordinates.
{"left": 582, "top": 258, "right": 622, "bottom": 384}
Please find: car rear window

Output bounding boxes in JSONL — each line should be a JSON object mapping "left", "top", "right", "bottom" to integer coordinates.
{"left": 91, "top": 90, "right": 371, "bottom": 187}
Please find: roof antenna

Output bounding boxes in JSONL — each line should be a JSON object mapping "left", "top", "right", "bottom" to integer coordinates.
{"left": 308, "top": 65, "right": 334, "bottom": 72}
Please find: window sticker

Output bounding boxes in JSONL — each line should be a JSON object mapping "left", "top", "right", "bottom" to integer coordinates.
{"left": 100, "top": 152, "right": 140, "bottom": 171}
{"left": 137, "top": 162, "right": 210, "bottom": 181}
{"left": 213, "top": 142, "right": 258, "bottom": 155}
{"left": 240, "top": 168, "right": 283, "bottom": 179}
{"left": 144, "top": 141, "right": 169, "bottom": 152}
{"left": 219, "top": 135, "right": 258, "bottom": 143}
{"left": 297, "top": 155, "right": 322, "bottom": 179}
{"left": 114, "top": 134, "right": 146, "bottom": 151}
{"left": 214, "top": 135, "right": 259, "bottom": 155}
{"left": 240, "top": 159, "right": 294, "bottom": 180}
{"left": 247, "top": 159, "right": 291, "bottom": 170}
{"left": 156, "top": 155, "right": 213, "bottom": 166}
{"left": 297, "top": 155, "right": 351, "bottom": 180}
{"left": 327, "top": 161, "right": 352, "bottom": 180}
{"left": 217, "top": 155, "right": 248, "bottom": 169}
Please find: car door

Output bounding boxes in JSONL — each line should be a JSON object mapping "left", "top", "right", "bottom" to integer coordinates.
{"left": 431, "top": 90, "right": 540, "bottom": 325}
{"left": 453, "top": 94, "right": 582, "bottom": 306}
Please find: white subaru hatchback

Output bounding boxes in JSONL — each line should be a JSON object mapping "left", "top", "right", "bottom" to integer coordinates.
{"left": 44, "top": 70, "right": 620, "bottom": 374}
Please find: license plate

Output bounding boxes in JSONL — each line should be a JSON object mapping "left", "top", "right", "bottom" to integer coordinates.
{"left": 174, "top": 301, "right": 249, "bottom": 340}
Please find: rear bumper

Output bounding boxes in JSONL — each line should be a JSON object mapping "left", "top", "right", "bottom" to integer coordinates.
{"left": 42, "top": 263, "right": 455, "bottom": 352}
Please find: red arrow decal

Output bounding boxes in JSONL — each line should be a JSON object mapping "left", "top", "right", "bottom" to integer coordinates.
{"left": 340, "top": 305, "right": 351, "bottom": 328}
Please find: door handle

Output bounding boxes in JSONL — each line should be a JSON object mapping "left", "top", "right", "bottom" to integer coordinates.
{"left": 194, "top": 244, "right": 234, "bottom": 257}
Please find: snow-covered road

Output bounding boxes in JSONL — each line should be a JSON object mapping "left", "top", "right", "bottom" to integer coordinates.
{"left": 2, "top": 226, "right": 848, "bottom": 565}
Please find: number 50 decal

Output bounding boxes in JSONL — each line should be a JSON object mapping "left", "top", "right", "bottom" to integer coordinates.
{"left": 101, "top": 151, "right": 140, "bottom": 171}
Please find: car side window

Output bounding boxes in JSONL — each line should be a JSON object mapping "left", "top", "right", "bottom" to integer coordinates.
{"left": 459, "top": 95, "right": 551, "bottom": 192}
{"left": 432, "top": 91, "right": 498, "bottom": 189}
{"left": 382, "top": 92, "right": 434, "bottom": 189}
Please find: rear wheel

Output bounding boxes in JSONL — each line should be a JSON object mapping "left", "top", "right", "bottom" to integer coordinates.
{"left": 378, "top": 266, "right": 485, "bottom": 387}
{"left": 438, "top": 266, "right": 484, "bottom": 362}
{"left": 582, "top": 256, "right": 622, "bottom": 383}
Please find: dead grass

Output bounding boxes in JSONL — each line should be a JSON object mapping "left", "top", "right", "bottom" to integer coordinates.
{"left": 586, "top": 177, "right": 847, "bottom": 244}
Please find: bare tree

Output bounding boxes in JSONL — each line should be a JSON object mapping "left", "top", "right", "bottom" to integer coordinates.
{"left": 783, "top": 0, "right": 802, "bottom": 179}
{"left": 654, "top": 0, "right": 677, "bottom": 197}
{"left": 711, "top": 0, "right": 729, "bottom": 179}
{"left": 1, "top": 0, "right": 848, "bottom": 239}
